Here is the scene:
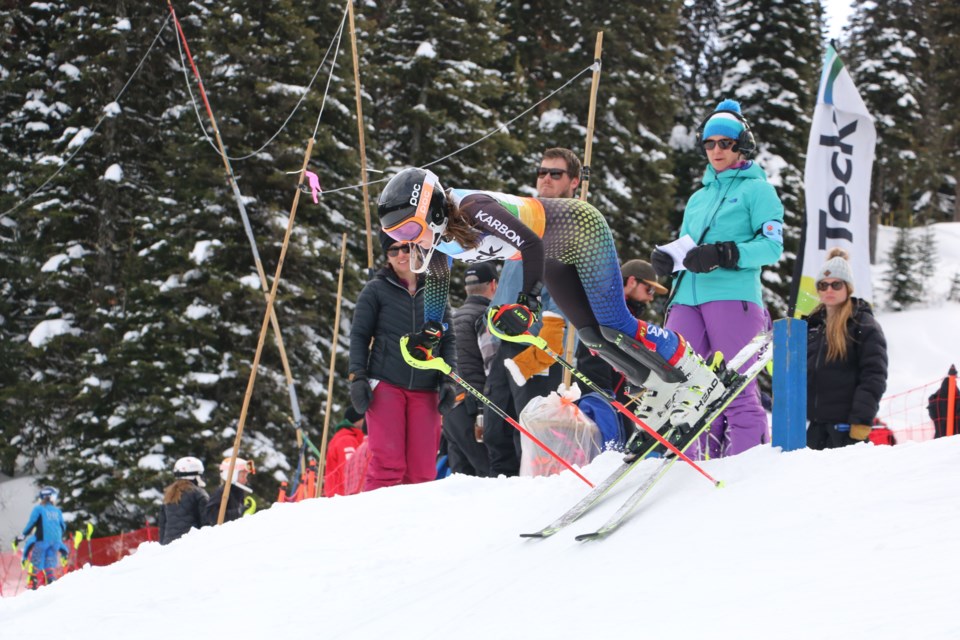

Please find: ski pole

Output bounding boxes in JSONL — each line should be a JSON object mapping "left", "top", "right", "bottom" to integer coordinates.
{"left": 399, "top": 336, "right": 594, "bottom": 488}
{"left": 486, "top": 310, "right": 722, "bottom": 487}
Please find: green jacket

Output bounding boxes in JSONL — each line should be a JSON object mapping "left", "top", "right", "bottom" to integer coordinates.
{"left": 671, "top": 161, "right": 784, "bottom": 307}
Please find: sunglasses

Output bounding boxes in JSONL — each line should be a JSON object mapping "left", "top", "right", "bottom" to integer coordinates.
{"left": 387, "top": 244, "right": 412, "bottom": 257}
{"left": 536, "top": 167, "right": 568, "bottom": 180}
{"left": 816, "top": 280, "right": 846, "bottom": 292}
{"left": 702, "top": 138, "right": 736, "bottom": 151}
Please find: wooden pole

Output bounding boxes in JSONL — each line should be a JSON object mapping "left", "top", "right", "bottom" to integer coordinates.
{"left": 315, "top": 233, "right": 349, "bottom": 497}
{"left": 167, "top": 0, "right": 303, "bottom": 428}
{"left": 218, "top": 138, "right": 315, "bottom": 525}
{"left": 563, "top": 31, "right": 603, "bottom": 387}
{"left": 348, "top": 0, "right": 374, "bottom": 270}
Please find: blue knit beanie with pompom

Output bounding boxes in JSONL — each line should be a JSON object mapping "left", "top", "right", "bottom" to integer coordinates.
{"left": 702, "top": 99, "right": 746, "bottom": 141}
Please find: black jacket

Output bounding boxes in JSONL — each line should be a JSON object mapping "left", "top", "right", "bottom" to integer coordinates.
{"left": 806, "top": 298, "right": 888, "bottom": 425}
{"left": 204, "top": 485, "right": 247, "bottom": 525}
{"left": 349, "top": 266, "right": 456, "bottom": 390}
{"left": 159, "top": 481, "right": 208, "bottom": 545}
{"left": 452, "top": 294, "right": 492, "bottom": 388}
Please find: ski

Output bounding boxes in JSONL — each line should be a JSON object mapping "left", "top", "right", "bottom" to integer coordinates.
{"left": 574, "top": 339, "right": 773, "bottom": 541}
{"left": 519, "top": 426, "right": 678, "bottom": 538}
{"left": 520, "top": 331, "right": 772, "bottom": 539}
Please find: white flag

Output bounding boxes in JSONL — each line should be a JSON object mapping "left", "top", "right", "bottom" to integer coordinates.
{"left": 795, "top": 45, "right": 876, "bottom": 317}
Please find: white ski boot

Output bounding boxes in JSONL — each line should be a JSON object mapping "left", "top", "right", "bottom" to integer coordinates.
{"left": 665, "top": 344, "right": 725, "bottom": 428}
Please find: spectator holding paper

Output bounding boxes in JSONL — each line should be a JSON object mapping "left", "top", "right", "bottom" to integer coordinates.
{"left": 650, "top": 99, "right": 784, "bottom": 458}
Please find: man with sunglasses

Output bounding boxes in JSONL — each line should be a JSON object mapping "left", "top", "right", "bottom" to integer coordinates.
{"left": 650, "top": 98, "right": 784, "bottom": 460}
{"left": 479, "top": 148, "right": 581, "bottom": 475}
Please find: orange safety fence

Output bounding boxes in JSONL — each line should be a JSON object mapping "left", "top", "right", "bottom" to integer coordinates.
{"left": 876, "top": 376, "right": 957, "bottom": 443}
{"left": 1, "top": 526, "right": 158, "bottom": 598}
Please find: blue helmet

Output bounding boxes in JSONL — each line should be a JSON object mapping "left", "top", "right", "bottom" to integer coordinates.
{"left": 37, "top": 486, "right": 59, "bottom": 503}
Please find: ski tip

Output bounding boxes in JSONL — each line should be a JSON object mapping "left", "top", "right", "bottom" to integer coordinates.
{"left": 574, "top": 532, "right": 602, "bottom": 542}
{"left": 715, "top": 480, "right": 726, "bottom": 489}
{"left": 519, "top": 532, "right": 548, "bottom": 539}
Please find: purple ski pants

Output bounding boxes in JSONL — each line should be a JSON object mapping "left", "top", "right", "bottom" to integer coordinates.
{"left": 665, "top": 300, "right": 769, "bottom": 459}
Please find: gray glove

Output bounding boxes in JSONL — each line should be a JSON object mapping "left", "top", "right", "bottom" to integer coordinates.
{"left": 349, "top": 373, "right": 373, "bottom": 414}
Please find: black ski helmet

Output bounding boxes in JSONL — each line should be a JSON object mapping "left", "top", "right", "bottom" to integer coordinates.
{"left": 377, "top": 168, "right": 447, "bottom": 244}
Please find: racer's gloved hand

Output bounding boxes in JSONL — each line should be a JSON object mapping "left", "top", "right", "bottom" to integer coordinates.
{"left": 404, "top": 320, "right": 445, "bottom": 361}
{"left": 349, "top": 372, "right": 372, "bottom": 413}
{"left": 492, "top": 293, "right": 540, "bottom": 336}
{"left": 650, "top": 248, "right": 675, "bottom": 276}
{"left": 15, "top": 534, "right": 25, "bottom": 545}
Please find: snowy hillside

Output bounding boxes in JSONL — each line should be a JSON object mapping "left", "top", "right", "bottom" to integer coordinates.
{"left": 3, "top": 440, "right": 960, "bottom": 640}
{"left": 2, "top": 222, "right": 960, "bottom": 639}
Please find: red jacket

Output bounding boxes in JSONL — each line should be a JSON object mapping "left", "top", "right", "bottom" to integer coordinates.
{"left": 324, "top": 427, "right": 366, "bottom": 497}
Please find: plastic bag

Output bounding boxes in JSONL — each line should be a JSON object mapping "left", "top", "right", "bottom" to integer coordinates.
{"left": 519, "top": 384, "right": 602, "bottom": 478}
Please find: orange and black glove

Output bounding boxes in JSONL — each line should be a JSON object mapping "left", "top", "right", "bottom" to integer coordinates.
{"left": 503, "top": 312, "right": 564, "bottom": 386}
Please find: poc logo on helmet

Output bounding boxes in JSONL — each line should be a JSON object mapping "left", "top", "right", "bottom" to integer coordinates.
{"left": 409, "top": 182, "right": 422, "bottom": 207}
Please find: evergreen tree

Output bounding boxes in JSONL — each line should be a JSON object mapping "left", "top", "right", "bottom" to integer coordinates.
{"left": 845, "top": 0, "right": 927, "bottom": 227}
{"left": 883, "top": 227, "right": 921, "bottom": 311}
{"left": 913, "top": 222, "right": 937, "bottom": 300}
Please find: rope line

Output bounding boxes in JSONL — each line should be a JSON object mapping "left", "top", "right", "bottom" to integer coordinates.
{"left": 0, "top": 14, "right": 172, "bottom": 218}
{"left": 321, "top": 62, "right": 596, "bottom": 196}
{"left": 175, "top": 2, "right": 350, "bottom": 161}
{"left": 311, "top": 4, "right": 349, "bottom": 140}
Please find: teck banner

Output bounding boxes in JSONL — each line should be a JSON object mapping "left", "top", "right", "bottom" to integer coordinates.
{"left": 795, "top": 45, "right": 876, "bottom": 317}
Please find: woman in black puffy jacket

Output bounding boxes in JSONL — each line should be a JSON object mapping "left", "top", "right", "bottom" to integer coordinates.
{"left": 158, "top": 456, "right": 208, "bottom": 545}
{"left": 805, "top": 249, "right": 888, "bottom": 449}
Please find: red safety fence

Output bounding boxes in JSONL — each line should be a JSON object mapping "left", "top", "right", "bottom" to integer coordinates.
{"left": 1, "top": 525, "right": 158, "bottom": 598}
{"left": 876, "top": 373, "right": 958, "bottom": 444}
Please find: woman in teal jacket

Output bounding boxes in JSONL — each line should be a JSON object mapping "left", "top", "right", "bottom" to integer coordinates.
{"left": 651, "top": 99, "right": 784, "bottom": 459}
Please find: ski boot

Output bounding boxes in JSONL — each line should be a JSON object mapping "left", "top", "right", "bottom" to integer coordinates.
{"left": 666, "top": 344, "right": 725, "bottom": 430}
{"left": 622, "top": 344, "right": 725, "bottom": 462}
{"left": 622, "top": 377, "right": 675, "bottom": 462}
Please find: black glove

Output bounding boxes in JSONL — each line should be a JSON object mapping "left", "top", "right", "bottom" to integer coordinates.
{"left": 516, "top": 291, "right": 542, "bottom": 321}
{"left": 682, "top": 241, "right": 739, "bottom": 273}
{"left": 492, "top": 292, "right": 539, "bottom": 336}
{"left": 650, "top": 248, "right": 675, "bottom": 276}
{"left": 349, "top": 373, "right": 373, "bottom": 413}
{"left": 15, "top": 534, "right": 25, "bottom": 545}
{"left": 438, "top": 381, "right": 462, "bottom": 415}
{"left": 404, "top": 320, "right": 445, "bottom": 361}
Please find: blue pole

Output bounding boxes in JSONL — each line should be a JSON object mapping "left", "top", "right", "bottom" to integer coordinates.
{"left": 772, "top": 318, "right": 807, "bottom": 451}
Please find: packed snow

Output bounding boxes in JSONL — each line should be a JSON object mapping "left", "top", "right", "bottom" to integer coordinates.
{"left": 2, "top": 224, "right": 959, "bottom": 639}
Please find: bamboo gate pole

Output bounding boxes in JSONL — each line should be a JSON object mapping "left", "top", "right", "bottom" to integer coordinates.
{"left": 315, "top": 233, "right": 349, "bottom": 497}
{"left": 218, "top": 137, "right": 315, "bottom": 524}
{"left": 348, "top": 0, "right": 375, "bottom": 270}
{"left": 562, "top": 31, "right": 603, "bottom": 388}
{"left": 167, "top": 0, "right": 305, "bottom": 433}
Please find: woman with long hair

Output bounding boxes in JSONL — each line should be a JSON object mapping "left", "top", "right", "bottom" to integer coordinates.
{"left": 805, "top": 248, "right": 888, "bottom": 449}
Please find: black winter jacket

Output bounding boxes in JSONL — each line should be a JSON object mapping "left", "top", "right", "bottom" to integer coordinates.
{"left": 204, "top": 485, "right": 247, "bottom": 525}
{"left": 349, "top": 266, "right": 456, "bottom": 390}
{"left": 806, "top": 298, "right": 888, "bottom": 425}
{"left": 452, "top": 294, "right": 492, "bottom": 388}
{"left": 159, "top": 481, "right": 208, "bottom": 545}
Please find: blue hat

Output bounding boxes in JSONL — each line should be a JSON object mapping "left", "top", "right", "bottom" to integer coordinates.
{"left": 702, "top": 99, "right": 746, "bottom": 141}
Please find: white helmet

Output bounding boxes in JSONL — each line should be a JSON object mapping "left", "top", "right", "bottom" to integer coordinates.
{"left": 173, "top": 456, "right": 206, "bottom": 487}
{"left": 219, "top": 458, "right": 254, "bottom": 493}
{"left": 37, "top": 486, "right": 60, "bottom": 503}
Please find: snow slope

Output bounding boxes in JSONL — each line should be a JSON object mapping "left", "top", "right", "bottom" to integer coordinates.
{"left": 2, "top": 224, "right": 959, "bottom": 639}
{"left": 2, "top": 440, "right": 960, "bottom": 639}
